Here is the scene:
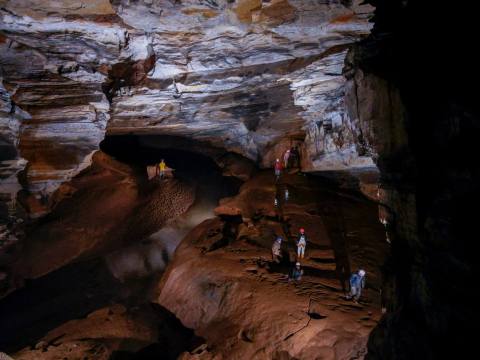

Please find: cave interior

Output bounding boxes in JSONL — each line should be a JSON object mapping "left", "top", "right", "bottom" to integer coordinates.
{"left": 0, "top": 0, "right": 478, "bottom": 359}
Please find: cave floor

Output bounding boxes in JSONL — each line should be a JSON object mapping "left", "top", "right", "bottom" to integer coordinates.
{"left": 158, "top": 169, "right": 388, "bottom": 359}
{"left": 0, "top": 159, "right": 387, "bottom": 359}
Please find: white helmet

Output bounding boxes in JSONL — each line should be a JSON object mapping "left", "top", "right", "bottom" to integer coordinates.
{"left": 358, "top": 269, "right": 366, "bottom": 277}
{"left": 296, "top": 262, "right": 301, "bottom": 267}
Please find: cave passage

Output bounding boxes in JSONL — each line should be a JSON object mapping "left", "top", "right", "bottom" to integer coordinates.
{"left": 1, "top": 136, "right": 388, "bottom": 358}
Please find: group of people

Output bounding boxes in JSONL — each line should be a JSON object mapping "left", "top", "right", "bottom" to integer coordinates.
{"left": 271, "top": 145, "right": 367, "bottom": 303}
{"left": 274, "top": 146, "right": 301, "bottom": 181}
{"left": 271, "top": 227, "right": 367, "bottom": 302}
{"left": 271, "top": 227, "right": 308, "bottom": 282}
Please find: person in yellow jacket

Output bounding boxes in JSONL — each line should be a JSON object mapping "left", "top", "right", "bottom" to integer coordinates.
{"left": 158, "top": 159, "right": 166, "bottom": 179}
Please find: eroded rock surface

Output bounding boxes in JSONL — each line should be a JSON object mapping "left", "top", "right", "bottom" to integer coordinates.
{"left": 0, "top": 0, "right": 376, "bottom": 220}
{"left": 158, "top": 171, "right": 387, "bottom": 359}
{"left": 2, "top": 151, "right": 195, "bottom": 294}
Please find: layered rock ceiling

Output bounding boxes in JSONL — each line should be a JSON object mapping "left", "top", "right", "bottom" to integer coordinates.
{"left": 0, "top": 0, "right": 375, "bottom": 213}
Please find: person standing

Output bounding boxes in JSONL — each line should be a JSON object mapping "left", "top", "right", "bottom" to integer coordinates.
{"left": 291, "top": 146, "right": 300, "bottom": 168}
{"left": 283, "top": 149, "right": 291, "bottom": 169}
{"left": 346, "top": 269, "right": 366, "bottom": 302}
{"left": 274, "top": 158, "right": 283, "bottom": 181}
{"left": 158, "top": 159, "right": 166, "bottom": 179}
{"left": 296, "top": 228, "right": 307, "bottom": 259}
{"left": 272, "top": 236, "right": 283, "bottom": 263}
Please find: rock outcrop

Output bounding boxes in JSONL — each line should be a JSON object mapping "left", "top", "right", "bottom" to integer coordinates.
{"left": 0, "top": 0, "right": 376, "bottom": 220}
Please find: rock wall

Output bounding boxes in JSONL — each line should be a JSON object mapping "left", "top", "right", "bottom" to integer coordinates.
{"left": 344, "top": 1, "right": 479, "bottom": 358}
{"left": 0, "top": 0, "right": 376, "bottom": 219}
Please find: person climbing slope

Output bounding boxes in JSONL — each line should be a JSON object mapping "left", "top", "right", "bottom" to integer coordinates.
{"left": 346, "top": 269, "right": 366, "bottom": 303}
{"left": 296, "top": 228, "right": 307, "bottom": 259}
{"left": 271, "top": 236, "right": 283, "bottom": 263}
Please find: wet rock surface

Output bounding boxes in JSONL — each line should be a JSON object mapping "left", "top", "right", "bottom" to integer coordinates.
{"left": 158, "top": 170, "right": 387, "bottom": 359}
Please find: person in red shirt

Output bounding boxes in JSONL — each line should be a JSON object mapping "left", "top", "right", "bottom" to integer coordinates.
{"left": 274, "top": 158, "right": 283, "bottom": 181}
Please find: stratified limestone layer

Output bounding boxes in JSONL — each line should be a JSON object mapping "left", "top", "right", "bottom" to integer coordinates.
{"left": 0, "top": 0, "right": 375, "bottom": 218}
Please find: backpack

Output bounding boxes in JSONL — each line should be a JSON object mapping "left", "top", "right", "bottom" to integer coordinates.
{"left": 350, "top": 273, "right": 360, "bottom": 287}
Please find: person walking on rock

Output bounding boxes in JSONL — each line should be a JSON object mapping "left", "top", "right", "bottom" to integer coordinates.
{"left": 274, "top": 158, "right": 283, "bottom": 181}
{"left": 346, "top": 269, "right": 366, "bottom": 303}
{"left": 272, "top": 236, "right": 283, "bottom": 263}
{"left": 296, "top": 228, "right": 307, "bottom": 259}
{"left": 288, "top": 262, "right": 304, "bottom": 282}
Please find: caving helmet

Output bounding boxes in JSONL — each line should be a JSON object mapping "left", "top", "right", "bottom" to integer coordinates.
{"left": 296, "top": 262, "right": 301, "bottom": 267}
{"left": 358, "top": 269, "right": 366, "bottom": 277}
{"left": 299, "top": 228, "right": 305, "bottom": 234}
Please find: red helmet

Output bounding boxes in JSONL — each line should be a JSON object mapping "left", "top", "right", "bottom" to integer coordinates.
{"left": 299, "top": 228, "right": 305, "bottom": 234}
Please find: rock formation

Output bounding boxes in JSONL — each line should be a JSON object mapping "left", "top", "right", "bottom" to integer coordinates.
{"left": 2, "top": 1, "right": 477, "bottom": 359}
{"left": 158, "top": 170, "right": 387, "bottom": 359}
{"left": 0, "top": 0, "right": 375, "bottom": 220}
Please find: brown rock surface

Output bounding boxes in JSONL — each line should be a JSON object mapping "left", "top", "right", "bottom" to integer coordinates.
{"left": 11, "top": 151, "right": 195, "bottom": 285}
{"left": 158, "top": 171, "right": 387, "bottom": 359}
{"left": 12, "top": 304, "right": 158, "bottom": 360}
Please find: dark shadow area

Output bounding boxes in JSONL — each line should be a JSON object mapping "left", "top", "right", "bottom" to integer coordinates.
{"left": 109, "top": 304, "right": 205, "bottom": 360}
{"left": 0, "top": 259, "right": 124, "bottom": 352}
{"left": 100, "top": 134, "right": 241, "bottom": 198}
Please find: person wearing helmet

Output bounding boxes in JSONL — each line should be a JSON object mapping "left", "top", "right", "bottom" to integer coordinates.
{"left": 288, "top": 262, "right": 303, "bottom": 282}
{"left": 274, "top": 158, "right": 283, "bottom": 181}
{"left": 296, "top": 228, "right": 307, "bottom": 259}
{"left": 272, "top": 236, "right": 283, "bottom": 263}
{"left": 346, "top": 269, "right": 367, "bottom": 302}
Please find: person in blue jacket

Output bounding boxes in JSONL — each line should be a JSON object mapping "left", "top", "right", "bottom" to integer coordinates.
{"left": 346, "top": 269, "right": 366, "bottom": 302}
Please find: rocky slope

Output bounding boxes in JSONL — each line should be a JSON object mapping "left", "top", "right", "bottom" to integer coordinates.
{"left": 0, "top": 0, "right": 376, "bottom": 221}
{"left": 157, "top": 170, "right": 387, "bottom": 359}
